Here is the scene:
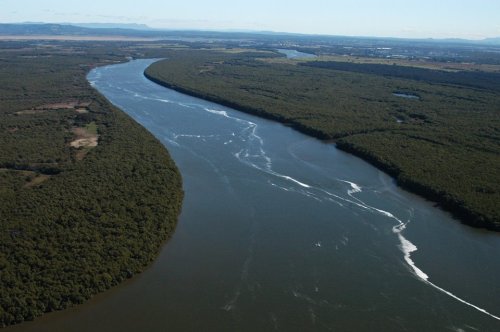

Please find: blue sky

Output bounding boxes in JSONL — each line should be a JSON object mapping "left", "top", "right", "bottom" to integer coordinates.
{"left": 2, "top": 0, "right": 500, "bottom": 39}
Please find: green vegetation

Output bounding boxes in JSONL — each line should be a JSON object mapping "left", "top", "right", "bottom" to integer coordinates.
{"left": 1, "top": 37, "right": 499, "bottom": 327}
{"left": 145, "top": 50, "right": 500, "bottom": 230}
{"left": 302, "top": 61, "right": 500, "bottom": 92}
{"left": 0, "top": 42, "right": 183, "bottom": 327}
{"left": 85, "top": 121, "right": 98, "bottom": 135}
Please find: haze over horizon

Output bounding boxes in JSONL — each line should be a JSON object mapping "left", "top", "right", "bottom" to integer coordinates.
{"left": 2, "top": 0, "right": 500, "bottom": 40}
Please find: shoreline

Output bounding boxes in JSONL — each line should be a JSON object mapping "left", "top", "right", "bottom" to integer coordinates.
{"left": 144, "top": 70, "right": 499, "bottom": 232}
{"left": 0, "top": 54, "right": 184, "bottom": 327}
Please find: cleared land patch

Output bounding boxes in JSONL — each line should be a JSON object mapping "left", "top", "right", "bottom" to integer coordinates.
{"left": 70, "top": 122, "right": 99, "bottom": 160}
{"left": 16, "top": 100, "right": 91, "bottom": 115}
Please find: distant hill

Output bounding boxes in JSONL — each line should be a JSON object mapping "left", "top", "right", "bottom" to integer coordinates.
{"left": 0, "top": 23, "right": 321, "bottom": 43}
{"left": 0, "top": 23, "right": 261, "bottom": 40}
{"left": 483, "top": 37, "right": 500, "bottom": 45}
{"left": 69, "top": 23, "right": 152, "bottom": 30}
{"left": 1, "top": 23, "right": 499, "bottom": 47}
{"left": 0, "top": 23, "right": 169, "bottom": 37}
{"left": 0, "top": 23, "right": 94, "bottom": 36}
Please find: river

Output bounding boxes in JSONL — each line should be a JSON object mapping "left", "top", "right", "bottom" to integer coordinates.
{"left": 277, "top": 49, "right": 318, "bottom": 59}
{"left": 7, "top": 59, "right": 500, "bottom": 331}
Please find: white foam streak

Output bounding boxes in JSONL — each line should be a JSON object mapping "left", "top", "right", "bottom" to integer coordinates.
{"left": 428, "top": 282, "right": 500, "bottom": 321}
{"left": 234, "top": 136, "right": 311, "bottom": 190}
{"left": 162, "top": 136, "right": 180, "bottom": 147}
{"left": 260, "top": 148, "right": 272, "bottom": 170}
{"left": 204, "top": 108, "right": 229, "bottom": 118}
{"left": 269, "top": 181, "right": 291, "bottom": 192}
{"left": 391, "top": 217, "right": 500, "bottom": 321}
{"left": 271, "top": 172, "right": 311, "bottom": 188}
{"left": 269, "top": 182, "right": 322, "bottom": 202}
{"left": 321, "top": 183, "right": 500, "bottom": 321}
{"left": 340, "top": 180, "right": 362, "bottom": 194}
{"left": 292, "top": 290, "right": 317, "bottom": 305}
{"left": 174, "top": 134, "right": 218, "bottom": 139}
{"left": 426, "top": 281, "right": 500, "bottom": 321}
{"left": 396, "top": 233, "right": 429, "bottom": 280}
{"left": 222, "top": 290, "right": 240, "bottom": 311}
{"left": 178, "top": 102, "right": 194, "bottom": 108}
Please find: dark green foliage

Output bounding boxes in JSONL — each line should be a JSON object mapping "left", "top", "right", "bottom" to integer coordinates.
{"left": 302, "top": 61, "right": 500, "bottom": 92}
{"left": 0, "top": 42, "right": 183, "bottom": 327}
{"left": 145, "top": 50, "right": 500, "bottom": 229}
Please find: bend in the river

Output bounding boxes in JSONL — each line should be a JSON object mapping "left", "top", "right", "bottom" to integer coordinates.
{"left": 7, "top": 59, "right": 500, "bottom": 332}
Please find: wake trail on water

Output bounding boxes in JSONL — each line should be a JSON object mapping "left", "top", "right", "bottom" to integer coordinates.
{"left": 102, "top": 76, "right": 500, "bottom": 322}
{"left": 325, "top": 182, "right": 499, "bottom": 321}
{"left": 197, "top": 105, "right": 500, "bottom": 321}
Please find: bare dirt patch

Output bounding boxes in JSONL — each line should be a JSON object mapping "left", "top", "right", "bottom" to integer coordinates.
{"left": 15, "top": 109, "right": 47, "bottom": 115}
{"left": 70, "top": 127, "right": 98, "bottom": 148}
{"left": 198, "top": 65, "right": 215, "bottom": 74}
{"left": 37, "top": 102, "right": 77, "bottom": 109}
{"left": 70, "top": 123, "right": 99, "bottom": 160}
{"left": 0, "top": 169, "right": 51, "bottom": 188}
{"left": 16, "top": 100, "right": 92, "bottom": 115}
{"left": 24, "top": 174, "right": 51, "bottom": 188}
{"left": 71, "top": 137, "right": 98, "bottom": 148}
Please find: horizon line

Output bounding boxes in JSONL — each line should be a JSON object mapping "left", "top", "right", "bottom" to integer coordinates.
{"left": 2, "top": 21, "right": 500, "bottom": 42}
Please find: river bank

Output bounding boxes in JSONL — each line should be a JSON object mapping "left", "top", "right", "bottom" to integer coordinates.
{"left": 0, "top": 47, "right": 183, "bottom": 328}
{"left": 144, "top": 51, "right": 500, "bottom": 231}
{"left": 12, "top": 58, "right": 496, "bottom": 332}
{"left": 144, "top": 70, "right": 499, "bottom": 231}
{"left": 7, "top": 57, "right": 499, "bottom": 331}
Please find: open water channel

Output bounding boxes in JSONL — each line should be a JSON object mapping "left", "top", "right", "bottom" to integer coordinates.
{"left": 8, "top": 59, "right": 500, "bottom": 331}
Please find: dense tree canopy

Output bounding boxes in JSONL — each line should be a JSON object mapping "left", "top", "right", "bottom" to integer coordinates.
{"left": 0, "top": 42, "right": 183, "bottom": 327}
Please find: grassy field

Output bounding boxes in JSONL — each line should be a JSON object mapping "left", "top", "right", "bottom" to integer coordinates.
{"left": 145, "top": 49, "right": 500, "bottom": 230}
{"left": 262, "top": 54, "right": 500, "bottom": 73}
{"left": 0, "top": 41, "right": 183, "bottom": 327}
